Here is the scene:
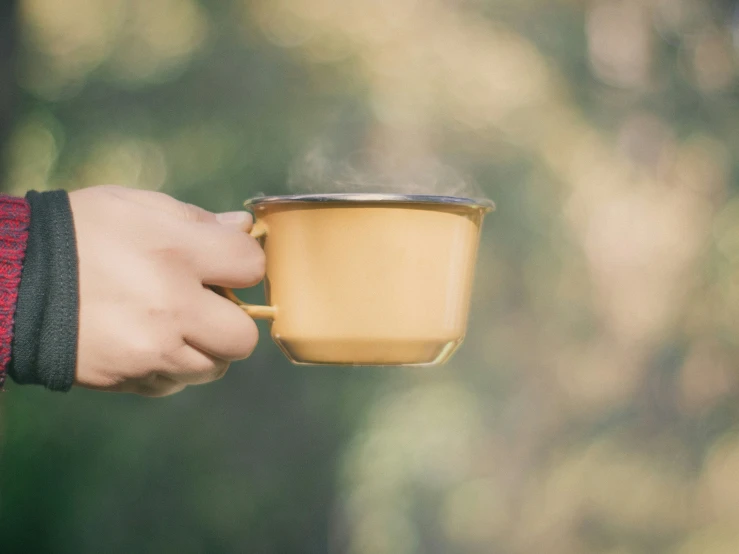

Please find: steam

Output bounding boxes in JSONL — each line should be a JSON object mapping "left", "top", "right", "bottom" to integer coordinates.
{"left": 287, "top": 140, "right": 486, "bottom": 199}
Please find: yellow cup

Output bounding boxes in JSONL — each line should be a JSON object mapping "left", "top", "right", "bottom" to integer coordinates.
{"left": 215, "top": 193, "right": 494, "bottom": 366}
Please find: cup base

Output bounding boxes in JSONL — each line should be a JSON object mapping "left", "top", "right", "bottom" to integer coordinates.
{"left": 272, "top": 336, "right": 464, "bottom": 366}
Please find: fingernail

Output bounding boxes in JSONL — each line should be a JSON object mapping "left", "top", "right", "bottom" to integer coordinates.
{"left": 216, "top": 212, "right": 250, "bottom": 224}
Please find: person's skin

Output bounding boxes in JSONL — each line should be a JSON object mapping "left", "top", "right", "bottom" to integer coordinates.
{"left": 68, "top": 185, "right": 265, "bottom": 397}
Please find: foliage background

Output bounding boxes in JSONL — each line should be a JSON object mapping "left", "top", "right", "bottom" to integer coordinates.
{"left": 3, "top": 0, "right": 739, "bottom": 552}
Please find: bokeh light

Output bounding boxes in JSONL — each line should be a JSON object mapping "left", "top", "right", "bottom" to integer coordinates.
{"left": 4, "top": 0, "right": 739, "bottom": 552}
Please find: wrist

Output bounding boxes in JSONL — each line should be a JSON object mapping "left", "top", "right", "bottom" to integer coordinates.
{"left": 8, "top": 190, "right": 79, "bottom": 392}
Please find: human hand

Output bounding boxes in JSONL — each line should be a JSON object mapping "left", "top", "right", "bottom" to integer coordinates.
{"left": 69, "top": 185, "right": 265, "bottom": 396}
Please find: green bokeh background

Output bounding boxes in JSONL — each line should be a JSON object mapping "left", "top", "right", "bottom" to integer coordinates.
{"left": 4, "top": 0, "right": 739, "bottom": 553}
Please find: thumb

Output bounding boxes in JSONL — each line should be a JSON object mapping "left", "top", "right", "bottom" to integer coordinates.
{"left": 180, "top": 202, "right": 218, "bottom": 224}
{"left": 215, "top": 211, "right": 253, "bottom": 231}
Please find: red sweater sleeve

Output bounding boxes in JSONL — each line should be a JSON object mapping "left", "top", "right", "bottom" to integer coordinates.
{"left": 0, "top": 195, "right": 30, "bottom": 390}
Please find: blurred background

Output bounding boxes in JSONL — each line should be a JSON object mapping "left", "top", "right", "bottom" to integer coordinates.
{"left": 3, "top": 0, "right": 739, "bottom": 552}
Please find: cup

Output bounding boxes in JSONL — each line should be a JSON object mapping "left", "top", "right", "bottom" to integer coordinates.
{"left": 214, "top": 193, "right": 494, "bottom": 366}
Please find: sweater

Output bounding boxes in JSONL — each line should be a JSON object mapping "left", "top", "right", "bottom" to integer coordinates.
{"left": 0, "top": 190, "right": 78, "bottom": 391}
{"left": 0, "top": 195, "right": 29, "bottom": 389}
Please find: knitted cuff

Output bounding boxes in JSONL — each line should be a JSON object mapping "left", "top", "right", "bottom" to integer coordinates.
{"left": 0, "top": 196, "right": 30, "bottom": 390}
{"left": 8, "top": 190, "right": 79, "bottom": 392}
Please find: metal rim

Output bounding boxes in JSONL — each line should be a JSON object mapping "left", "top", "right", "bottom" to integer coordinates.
{"left": 244, "top": 193, "right": 495, "bottom": 212}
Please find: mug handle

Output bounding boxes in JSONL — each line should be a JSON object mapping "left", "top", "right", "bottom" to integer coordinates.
{"left": 211, "top": 219, "right": 277, "bottom": 320}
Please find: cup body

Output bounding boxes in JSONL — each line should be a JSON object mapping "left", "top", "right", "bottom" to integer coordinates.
{"left": 248, "top": 194, "right": 493, "bottom": 366}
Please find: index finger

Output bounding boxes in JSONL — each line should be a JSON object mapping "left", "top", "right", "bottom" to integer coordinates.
{"left": 182, "top": 221, "right": 266, "bottom": 288}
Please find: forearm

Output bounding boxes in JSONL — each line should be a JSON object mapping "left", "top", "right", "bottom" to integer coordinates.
{"left": 0, "top": 191, "right": 79, "bottom": 392}
{"left": 9, "top": 191, "right": 79, "bottom": 391}
{"left": 0, "top": 194, "right": 29, "bottom": 389}
{"left": 0, "top": 185, "right": 263, "bottom": 397}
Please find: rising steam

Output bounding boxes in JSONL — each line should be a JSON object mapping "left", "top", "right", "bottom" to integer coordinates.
{"left": 287, "top": 140, "right": 486, "bottom": 199}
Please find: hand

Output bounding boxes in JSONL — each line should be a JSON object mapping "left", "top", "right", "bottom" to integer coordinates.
{"left": 69, "top": 185, "right": 265, "bottom": 397}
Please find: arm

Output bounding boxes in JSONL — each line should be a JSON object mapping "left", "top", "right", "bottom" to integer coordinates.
{"left": 0, "top": 194, "right": 29, "bottom": 390}
{"left": 2, "top": 186, "right": 265, "bottom": 397}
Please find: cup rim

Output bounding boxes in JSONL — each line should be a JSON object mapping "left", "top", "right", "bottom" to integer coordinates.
{"left": 244, "top": 193, "right": 495, "bottom": 212}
